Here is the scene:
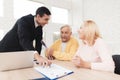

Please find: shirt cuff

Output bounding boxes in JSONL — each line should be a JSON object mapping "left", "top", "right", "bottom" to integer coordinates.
{"left": 34, "top": 51, "right": 38, "bottom": 55}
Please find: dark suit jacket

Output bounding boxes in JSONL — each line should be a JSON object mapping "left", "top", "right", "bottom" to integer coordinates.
{"left": 0, "top": 14, "right": 43, "bottom": 54}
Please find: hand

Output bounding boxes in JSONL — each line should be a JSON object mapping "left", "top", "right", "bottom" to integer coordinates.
{"left": 72, "top": 56, "right": 91, "bottom": 69}
{"left": 47, "top": 55, "right": 55, "bottom": 60}
{"left": 46, "top": 48, "right": 55, "bottom": 60}
{"left": 34, "top": 52, "right": 52, "bottom": 67}
{"left": 37, "top": 56, "right": 52, "bottom": 67}
{"left": 72, "top": 56, "right": 81, "bottom": 68}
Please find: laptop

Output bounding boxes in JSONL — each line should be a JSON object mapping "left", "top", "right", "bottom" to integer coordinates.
{"left": 0, "top": 51, "right": 34, "bottom": 71}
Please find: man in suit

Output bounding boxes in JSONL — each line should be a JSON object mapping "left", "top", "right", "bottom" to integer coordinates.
{"left": 0, "top": 6, "right": 51, "bottom": 66}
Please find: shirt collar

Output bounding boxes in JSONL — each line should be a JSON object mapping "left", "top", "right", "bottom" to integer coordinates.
{"left": 34, "top": 17, "right": 39, "bottom": 28}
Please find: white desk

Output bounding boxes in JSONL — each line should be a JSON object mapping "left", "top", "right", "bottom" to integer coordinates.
{"left": 0, "top": 60, "right": 120, "bottom": 80}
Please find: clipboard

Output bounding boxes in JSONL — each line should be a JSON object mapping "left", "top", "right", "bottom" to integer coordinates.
{"left": 34, "top": 64, "right": 73, "bottom": 80}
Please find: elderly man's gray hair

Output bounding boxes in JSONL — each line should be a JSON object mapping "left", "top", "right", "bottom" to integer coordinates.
{"left": 60, "top": 25, "right": 72, "bottom": 32}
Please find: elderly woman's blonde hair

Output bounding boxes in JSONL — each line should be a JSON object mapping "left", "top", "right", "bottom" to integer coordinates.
{"left": 82, "top": 20, "right": 101, "bottom": 46}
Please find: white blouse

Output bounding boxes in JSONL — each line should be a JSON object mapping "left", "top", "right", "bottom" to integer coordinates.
{"left": 74, "top": 38, "right": 115, "bottom": 72}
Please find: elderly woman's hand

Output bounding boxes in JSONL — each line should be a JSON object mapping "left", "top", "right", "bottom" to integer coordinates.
{"left": 72, "top": 56, "right": 91, "bottom": 69}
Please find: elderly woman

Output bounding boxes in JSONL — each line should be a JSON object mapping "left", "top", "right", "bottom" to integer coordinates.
{"left": 72, "top": 20, "right": 115, "bottom": 72}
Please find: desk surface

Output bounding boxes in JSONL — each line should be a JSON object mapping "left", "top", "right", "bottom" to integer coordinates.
{"left": 0, "top": 60, "right": 120, "bottom": 80}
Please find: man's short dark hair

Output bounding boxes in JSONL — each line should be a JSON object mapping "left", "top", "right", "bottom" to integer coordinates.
{"left": 36, "top": 6, "right": 51, "bottom": 17}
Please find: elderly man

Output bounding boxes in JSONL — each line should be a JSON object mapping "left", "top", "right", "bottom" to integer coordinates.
{"left": 46, "top": 25, "right": 79, "bottom": 61}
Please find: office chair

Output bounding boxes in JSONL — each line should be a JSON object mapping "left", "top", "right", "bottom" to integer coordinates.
{"left": 112, "top": 55, "right": 120, "bottom": 74}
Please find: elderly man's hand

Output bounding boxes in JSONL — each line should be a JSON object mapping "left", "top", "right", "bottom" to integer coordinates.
{"left": 46, "top": 48, "right": 55, "bottom": 60}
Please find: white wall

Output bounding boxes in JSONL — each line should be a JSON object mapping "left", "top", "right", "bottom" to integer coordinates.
{"left": 0, "top": 0, "right": 15, "bottom": 34}
{"left": 72, "top": 0, "right": 120, "bottom": 54}
{"left": 71, "top": 0, "right": 83, "bottom": 30}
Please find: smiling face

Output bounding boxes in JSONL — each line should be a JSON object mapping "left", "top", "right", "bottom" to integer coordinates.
{"left": 60, "top": 26, "right": 72, "bottom": 42}
{"left": 78, "top": 20, "right": 101, "bottom": 46}
{"left": 36, "top": 14, "right": 50, "bottom": 27}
